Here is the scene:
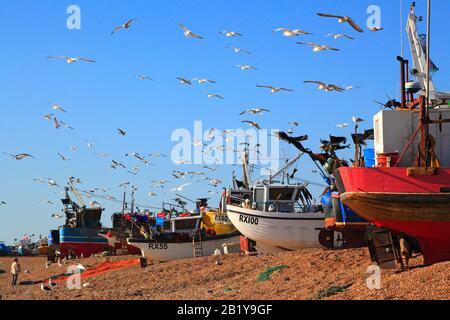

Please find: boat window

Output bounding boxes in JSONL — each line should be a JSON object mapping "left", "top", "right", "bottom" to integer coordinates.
{"left": 254, "top": 188, "right": 265, "bottom": 202}
{"left": 173, "top": 218, "right": 200, "bottom": 231}
{"left": 268, "top": 187, "right": 294, "bottom": 201}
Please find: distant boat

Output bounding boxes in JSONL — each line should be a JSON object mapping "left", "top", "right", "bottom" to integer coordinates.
{"left": 128, "top": 215, "right": 240, "bottom": 262}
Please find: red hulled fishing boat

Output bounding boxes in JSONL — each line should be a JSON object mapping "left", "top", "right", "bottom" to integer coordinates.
{"left": 335, "top": 2, "right": 450, "bottom": 265}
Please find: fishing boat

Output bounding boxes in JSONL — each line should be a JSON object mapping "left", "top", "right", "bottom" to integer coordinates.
{"left": 224, "top": 151, "right": 326, "bottom": 253}
{"left": 51, "top": 179, "right": 110, "bottom": 258}
{"left": 127, "top": 214, "right": 240, "bottom": 262}
{"left": 335, "top": 2, "right": 450, "bottom": 265}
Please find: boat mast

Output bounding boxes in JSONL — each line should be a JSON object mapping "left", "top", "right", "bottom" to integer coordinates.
{"left": 242, "top": 149, "right": 252, "bottom": 188}
{"left": 424, "top": 0, "right": 431, "bottom": 167}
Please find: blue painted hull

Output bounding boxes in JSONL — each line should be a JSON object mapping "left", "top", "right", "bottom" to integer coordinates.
{"left": 58, "top": 227, "right": 109, "bottom": 257}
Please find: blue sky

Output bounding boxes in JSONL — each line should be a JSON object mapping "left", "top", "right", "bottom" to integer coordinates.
{"left": 0, "top": 0, "right": 449, "bottom": 244}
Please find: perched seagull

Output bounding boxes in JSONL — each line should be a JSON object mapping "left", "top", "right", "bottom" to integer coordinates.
{"left": 47, "top": 56, "right": 96, "bottom": 64}
{"left": 177, "top": 77, "right": 192, "bottom": 85}
{"left": 272, "top": 28, "right": 313, "bottom": 37}
{"left": 57, "top": 153, "right": 70, "bottom": 161}
{"left": 178, "top": 23, "right": 203, "bottom": 39}
{"left": 226, "top": 46, "right": 251, "bottom": 54}
{"left": 337, "top": 123, "right": 349, "bottom": 128}
{"left": 90, "top": 201, "right": 101, "bottom": 207}
{"left": 3, "top": 153, "right": 35, "bottom": 160}
{"left": 111, "top": 18, "right": 138, "bottom": 35}
{"left": 193, "top": 78, "right": 216, "bottom": 84}
{"left": 304, "top": 81, "right": 345, "bottom": 92}
{"left": 48, "top": 279, "right": 57, "bottom": 288}
{"left": 138, "top": 75, "right": 153, "bottom": 81}
{"left": 40, "top": 283, "right": 52, "bottom": 292}
{"left": 256, "top": 85, "right": 294, "bottom": 93}
{"left": 242, "top": 121, "right": 262, "bottom": 130}
{"left": 235, "top": 65, "right": 258, "bottom": 71}
{"left": 296, "top": 42, "right": 339, "bottom": 52}
{"left": 207, "top": 93, "right": 224, "bottom": 99}
{"left": 239, "top": 108, "right": 270, "bottom": 116}
{"left": 327, "top": 33, "right": 354, "bottom": 40}
{"left": 220, "top": 30, "right": 243, "bottom": 37}
{"left": 117, "top": 128, "right": 127, "bottom": 136}
{"left": 317, "top": 13, "right": 364, "bottom": 33}
{"left": 369, "top": 27, "right": 384, "bottom": 32}
{"left": 352, "top": 116, "right": 364, "bottom": 123}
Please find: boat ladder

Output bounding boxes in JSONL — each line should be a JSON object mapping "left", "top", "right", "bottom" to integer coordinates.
{"left": 193, "top": 231, "right": 204, "bottom": 258}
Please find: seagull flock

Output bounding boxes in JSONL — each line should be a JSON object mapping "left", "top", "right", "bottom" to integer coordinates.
{"left": 1, "top": 8, "right": 379, "bottom": 226}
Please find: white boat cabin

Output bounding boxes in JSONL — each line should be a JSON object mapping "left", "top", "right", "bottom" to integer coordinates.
{"left": 231, "top": 184, "right": 322, "bottom": 214}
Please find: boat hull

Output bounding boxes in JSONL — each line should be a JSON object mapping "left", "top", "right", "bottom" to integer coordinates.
{"left": 128, "top": 232, "right": 241, "bottom": 262}
{"left": 335, "top": 167, "right": 450, "bottom": 264}
{"left": 59, "top": 228, "right": 110, "bottom": 257}
{"left": 226, "top": 205, "right": 325, "bottom": 253}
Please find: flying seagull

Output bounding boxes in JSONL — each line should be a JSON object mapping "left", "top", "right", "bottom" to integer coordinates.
{"left": 170, "top": 183, "right": 191, "bottom": 193}
{"left": 304, "top": 81, "right": 345, "bottom": 92}
{"left": 242, "top": 121, "right": 262, "bottom": 130}
{"left": 226, "top": 46, "right": 251, "bottom": 54}
{"left": 239, "top": 108, "right": 270, "bottom": 116}
{"left": 177, "top": 77, "right": 192, "bottom": 85}
{"left": 220, "top": 30, "right": 243, "bottom": 37}
{"left": 337, "top": 123, "right": 349, "bottom": 128}
{"left": 207, "top": 93, "right": 224, "bottom": 99}
{"left": 296, "top": 42, "right": 339, "bottom": 52}
{"left": 3, "top": 153, "right": 35, "bottom": 160}
{"left": 317, "top": 13, "right": 364, "bottom": 33}
{"left": 327, "top": 33, "right": 354, "bottom": 40}
{"left": 369, "top": 27, "right": 384, "bottom": 32}
{"left": 178, "top": 23, "right": 203, "bottom": 39}
{"left": 51, "top": 104, "right": 66, "bottom": 112}
{"left": 235, "top": 65, "right": 258, "bottom": 71}
{"left": 352, "top": 116, "right": 364, "bottom": 123}
{"left": 138, "top": 75, "right": 153, "bottom": 81}
{"left": 193, "top": 78, "right": 216, "bottom": 84}
{"left": 272, "top": 28, "right": 313, "bottom": 37}
{"left": 57, "top": 153, "right": 70, "bottom": 161}
{"left": 47, "top": 56, "right": 96, "bottom": 64}
{"left": 256, "top": 85, "right": 294, "bottom": 93}
{"left": 111, "top": 18, "right": 138, "bottom": 35}
{"left": 117, "top": 128, "right": 127, "bottom": 136}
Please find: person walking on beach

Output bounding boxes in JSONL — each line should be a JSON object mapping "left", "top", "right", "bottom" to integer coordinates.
{"left": 10, "top": 258, "right": 21, "bottom": 286}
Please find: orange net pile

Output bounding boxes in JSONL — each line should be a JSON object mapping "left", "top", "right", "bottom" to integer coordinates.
{"left": 54, "top": 259, "right": 140, "bottom": 283}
